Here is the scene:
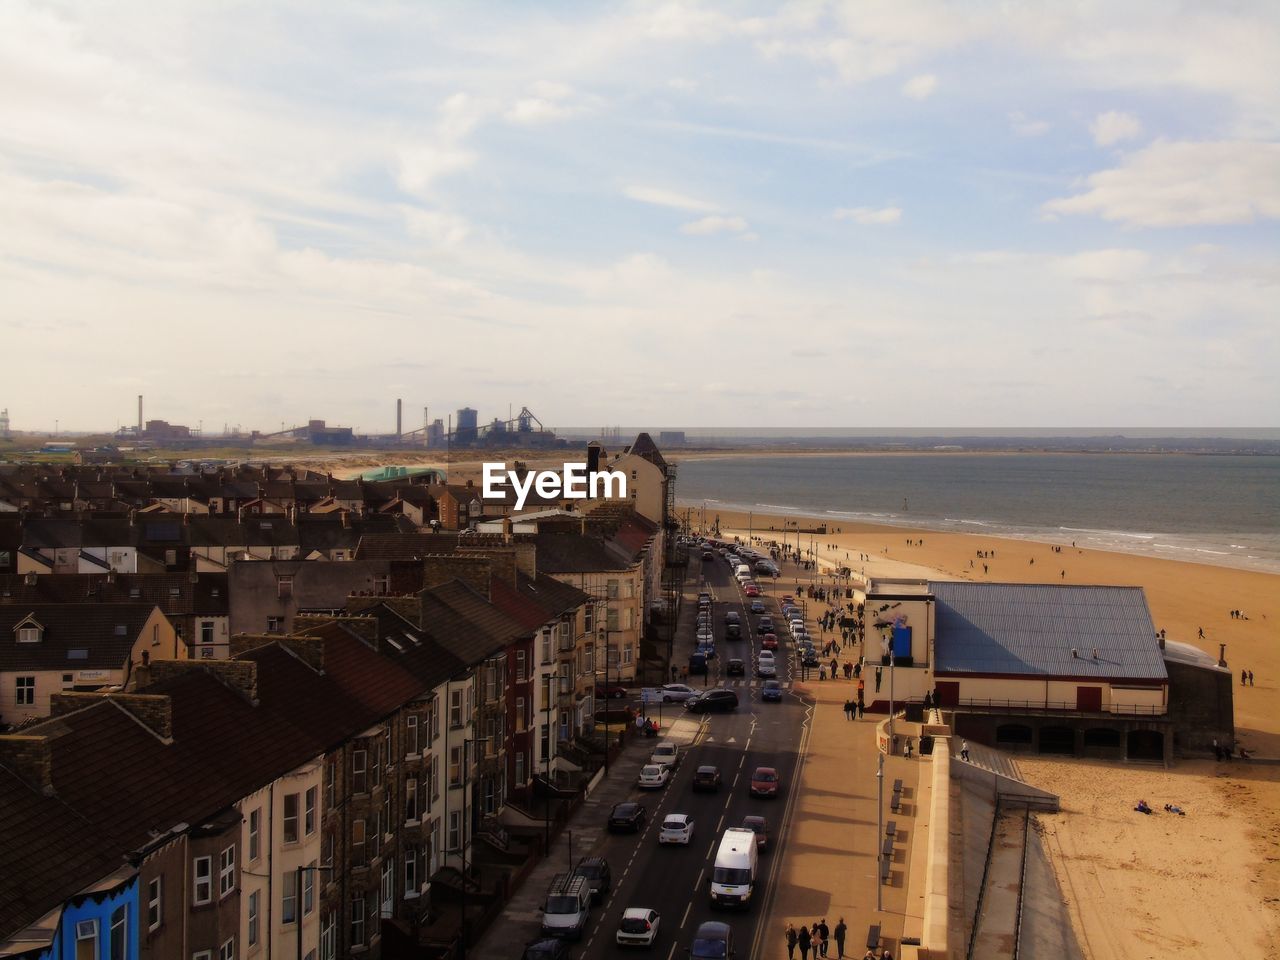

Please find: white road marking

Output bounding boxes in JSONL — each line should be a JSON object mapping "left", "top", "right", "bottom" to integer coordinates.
{"left": 681, "top": 902, "right": 692, "bottom": 929}
{"left": 732, "top": 772, "right": 740, "bottom": 787}
{"left": 667, "top": 944, "right": 678, "bottom": 960}
{"left": 716, "top": 814, "right": 725, "bottom": 832}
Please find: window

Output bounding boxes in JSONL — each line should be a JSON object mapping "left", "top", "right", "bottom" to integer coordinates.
{"left": 374, "top": 574, "right": 389, "bottom": 594}
{"left": 247, "top": 891, "right": 260, "bottom": 946}
{"left": 406, "top": 777, "right": 418, "bottom": 822}
{"left": 219, "top": 937, "right": 235, "bottom": 960}
{"left": 333, "top": 551, "right": 345, "bottom": 561}
{"left": 429, "top": 694, "right": 440, "bottom": 742}
{"left": 540, "top": 724, "right": 549, "bottom": 761}
{"left": 324, "top": 758, "right": 336, "bottom": 809}
{"left": 352, "top": 819, "right": 367, "bottom": 867}
{"left": 193, "top": 856, "right": 212, "bottom": 904}
{"left": 15, "top": 676, "right": 34, "bottom": 706}
{"left": 371, "top": 738, "right": 382, "bottom": 789}
{"left": 152, "top": 623, "right": 160, "bottom": 645}
{"left": 606, "top": 605, "right": 619, "bottom": 631}
{"left": 449, "top": 689, "right": 463, "bottom": 728}
{"left": 218, "top": 844, "right": 236, "bottom": 897}
{"left": 622, "top": 645, "right": 633, "bottom": 665}
{"left": 449, "top": 746, "right": 462, "bottom": 786}
{"left": 303, "top": 861, "right": 316, "bottom": 915}
{"left": 248, "top": 808, "right": 260, "bottom": 861}
{"left": 194, "top": 953, "right": 212, "bottom": 960}
{"left": 320, "top": 914, "right": 336, "bottom": 960}
{"left": 75, "top": 919, "right": 97, "bottom": 960}
{"left": 405, "top": 846, "right": 418, "bottom": 896}
{"left": 266, "top": 616, "right": 281, "bottom": 633}
{"left": 201, "top": 622, "right": 214, "bottom": 644}
{"left": 430, "top": 754, "right": 440, "bottom": 801}
{"left": 540, "top": 628, "right": 552, "bottom": 664}
{"left": 62, "top": 673, "right": 74, "bottom": 688}
{"left": 515, "top": 697, "right": 525, "bottom": 731}
{"left": 606, "top": 579, "right": 619, "bottom": 599}
{"left": 447, "top": 810, "right": 461, "bottom": 851}
{"left": 109, "top": 907, "right": 127, "bottom": 960}
{"left": 283, "top": 793, "right": 299, "bottom": 843}
{"left": 350, "top": 896, "right": 366, "bottom": 947}
{"left": 583, "top": 604, "right": 593, "bottom": 633}
{"left": 352, "top": 749, "right": 367, "bottom": 794}
{"left": 282, "top": 871, "right": 297, "bottom": 924}
{"left": 277, "top": 576, "right": 293, "bottom": 598}
{"left": 147, "top": 876, "right": 163, "bottom": 931}
{"left": 515, "top": 751, "right": 525, "bottom": 785}
{"left": 406, "top": 714, "right": 419, "bottom": 755}
{"left": 304, "top": 786, "right": 317, "bottom": 836}
{"left": 380, "top": 857, "right": 394, "bottom": 916}
{"left": 17, "top": 625, "right": 40, "bottom": 643}
{"left": 516, "top": 649, "right": 527, "bottom": 682}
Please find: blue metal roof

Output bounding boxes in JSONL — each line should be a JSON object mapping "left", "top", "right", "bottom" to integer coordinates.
{"left": 929, "top": 582, "right": 1167, "bottom": 681}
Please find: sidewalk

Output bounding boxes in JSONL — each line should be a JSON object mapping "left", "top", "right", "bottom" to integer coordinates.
{"left": 472, "top": 712, "right": 704, "bottom": 958}
{"left": 761, "top": 675, "right": 926, "bottom": 960}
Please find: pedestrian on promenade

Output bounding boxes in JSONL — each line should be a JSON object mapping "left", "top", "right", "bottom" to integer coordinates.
{"left": 810, "top": 924, "right": 824, "bottom": 958}
{"left": 798, "top": 924, "right": 811, "bottom": 960}
{"left": 818, "top": 919, "right": 830, "bottom": 957}
{"left": 830, "top": 657, "right": 838, "bottom": 678}
{"left": 905, "top": 737, "right": 913, "bottom": 759}
{"left": 844, "top": 700, "right": 853, "bottom": 720}
{"left": 834, "top": 918, "right": 847, "bottom": 959}
{"left": 875, "top": 667, "right": 882, "bottom": 693}
{"left": 960, "top": 739, "right": 970, "bottom": 762}
{"left": 857, "top": 700, "right": 864, "bottom": 720}
{"left": 819, "top": 665, "right": 827, "bottom": 681}
{"left": 786, "top": 924, "right": 798, "bottom": 960}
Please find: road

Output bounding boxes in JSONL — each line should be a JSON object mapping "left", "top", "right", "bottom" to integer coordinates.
{"left": 568, "top": 546, "right": 813, "bottom": 960}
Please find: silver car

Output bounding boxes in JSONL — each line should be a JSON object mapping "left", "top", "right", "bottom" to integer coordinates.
{"left": 660, "top": 684, "right": 698, "bottom": 703}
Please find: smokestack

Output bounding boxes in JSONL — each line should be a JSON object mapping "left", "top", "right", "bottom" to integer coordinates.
{"left": 397, "top": 398, "right": 403, "bottom": 438}
{"left": 587, "top": 441, "right": 601, "bottom": 477}
{"left": 137, "top": 395, "right": 143, "bottom": 434}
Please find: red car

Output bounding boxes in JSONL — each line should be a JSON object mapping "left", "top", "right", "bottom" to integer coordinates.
{"left": 744, "top": 583, "right": 760, "bottom": 597}
{"left": 760, "top": 634, "right": 778, "bottom": 650}
{"left": 750, "top": 766, "right": 780, "bottom": 798}
{"left": 595, "top": 683, "right": 628, "bottom": 700}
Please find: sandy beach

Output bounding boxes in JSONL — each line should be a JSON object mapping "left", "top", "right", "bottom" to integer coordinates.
{"left": 696, "top": 505, "right": 1280, "bottom": 959}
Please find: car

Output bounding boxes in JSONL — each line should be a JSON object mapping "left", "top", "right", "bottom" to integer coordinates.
{"left": 724, "top": 622, "right": 741, "bottom": 641}
{"left": 609, "top": 802, "right": 648, "bottom": 832}
{"left": 782, "top": 595, "right": 795, "bottom": 605}
{"left": 761, "top": 679, "right": 783, "bottom": 702}
{"left": 724, "top": 610, "right": 741, "bottom": 624}
{"left": 793, "top": 629, "right": 809, "bottom": 645}
{"left": 760, "top": 633, "right": 778, "bottom": 650}
{"left": 749, "top": 598, "right": 766, "bottom": 614}
{"left": 522, "top": 937, "right": 571, "bottom": 960}
{"left": 540, "top": 874, "right": 592, "bottom": 939}
{"left": 698, "top": 592, "right": 713, "bottom": 604}
{"left": 650, "top": 740, "right": 680, "bottom": 769}
{"left": 596, "top": 682, "right": 629, "bottom": 700}
{"left": 741, "top": 816, "right": 769, "bottom": 851}
{"left": 692, "top": 765, "right": 722, "bottom": 792}
{"left": 688, "top": 652, "right": 709, "bottom": 675}
{"left": 638, "top": 764, "right": 671, "bottom": 790}
{"left": 660, "top": 683, "right": 698, "bottom": 703}
{"left": 617, "top": 907, "right": 662, "bottom": 947}
{"left": 572, "top": 856, "right": 612, "bottom": 904}
{"left": 756, "top": 659, "right": 777, "bottom": 678}
{"left": 743, "top": 583, "right": 760, "bottom": 597}
{"left": 726, "top": 657, "right": 745, "bottom": 676}
{"left": 758, "top": 615, "right": 774, "bottom": 631}
{"left": 801, "top": 648, "right": 820, "bottom": 668}
{"left": 696, "top": 642, "right": 717, "bottom": 660}
{"left": 702, "top": 550, "right": 715, "bottom": 561}
{"left": 750, "top": 766, "right": 780, "bottom": 798}
{"left": 686, "top": 689, "right": 738, "bottom": 713}
{"left": 659, "top": 813, "right": 695, "bottom": 845}
{"left": 690, "top": 921, "right": 734, "bottom": 960}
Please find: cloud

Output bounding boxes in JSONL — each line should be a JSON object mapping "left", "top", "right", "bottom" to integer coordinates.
{"left": 504, "top": 81, "right": 580, "bottom": 125}
{"left": 901, "top": 73, "right": 937, "bottom": 99}
{"left": 1008, "top": 111, "right": 1051, "bottom": 137}
{"left": 833, "top": 206, "right": 902, "bottom": 225}
{"left": 1090, "top": 110, "right": 1143, "bottom": 146}
{"left": 1043, "top": 140, "right": 1280, "bottom": 226}
{"left": 680, "top": 215, "right": 749, "bottom": 235}
{"left": 624, "top": 185, "right": 719, "bottom": 212}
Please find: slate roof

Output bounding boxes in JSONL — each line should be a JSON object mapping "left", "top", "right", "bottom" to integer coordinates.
{"left": 930, "top": 582, "right": 1167, "bottom": 681}
{"left": 0, "top": 602, "right": 161, "bottom": 672}
{"left": 0, "top": 573, "right": 229, "bottom": 616}
{"left": 530, "top": 532, "right": 634, "bottom": 573}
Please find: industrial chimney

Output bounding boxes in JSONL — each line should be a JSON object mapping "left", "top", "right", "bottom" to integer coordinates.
{"left": 396, "top": 398, "right": 403, "bottom": 438}
{"left": 137, "top": 395, "right": 143, "bottom": 435}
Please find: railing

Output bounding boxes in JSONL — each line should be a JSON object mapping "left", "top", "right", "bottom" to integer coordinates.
{"left": 1012, "top": 804, "right": 1032, "bottom": 960}
{"left": 952, "top": 698, "right": 1166, "bottom": 717}
{"left": 966, "top": 797, "right": 1004, "bottom": 960}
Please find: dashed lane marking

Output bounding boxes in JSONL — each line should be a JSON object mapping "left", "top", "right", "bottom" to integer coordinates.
{"left": 681, "top": 902, "right": 692, "bottom": 929}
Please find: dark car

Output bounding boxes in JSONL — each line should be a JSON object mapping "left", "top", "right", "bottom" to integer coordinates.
{"left": 801, "top": 648, "right": 819, "bottom": 667}
{"left": 596, "top": 683, "right": 628, "bottom": 700}
{"left": 686, "top": 689, "right": 738, "bottom": 714}
{"left": 609, "top": 802, "right": 647, "bottom": 832}
{"left": 692, "top": 765, "right": 723, "bottom": 792}
{"left": 749, "top": 598, "right": 766, "bottom": 614}
{"left": 741, "top": 815, "right": 769, "bottom": 851}
{"left": 689, "top": 652, "right": 709, "bottom": 675}
{"left": 724, "top": 610, "right": 741, "bottom": 625}
{"left": 702, "top": 549, "right": 715, "bottom": 561}
{"left": 758, "top": 616, "right": 774, "bottom": 632}
{"left": 761, "top": 679, "right": 783, "bottom": 702}
{"left": 522, "top": 938, "right": 571, "bottom": 960}
{"left": 572, "top": 856, "right": 612, "bottom": 903}
{"left": 726, "top": 658, "right": 745, "bottom": 677}
{"left": 725, "top": 622, "right": 742, "bottom": 641}
{"left": 690, "top": 921, "right": 734, "bottom": 960}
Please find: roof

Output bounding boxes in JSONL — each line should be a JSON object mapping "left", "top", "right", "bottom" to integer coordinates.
{"left": 531, "top": 532, "right": 633, "bottom": 573}
{"left": 0, "top": 573, "right": 229, "bottom": 615}
{"left": 0, "top": 602, "right": 161, "bottom": 672}
{"left": 1162, "top": 638, "right": 1229, "bottom": 672}
{"left": 929, "top": 582, "right": 1167, "bottom": 681}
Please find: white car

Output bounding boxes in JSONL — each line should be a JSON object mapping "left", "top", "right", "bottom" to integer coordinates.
{"left": 696, "top": 626, "right": 714, "bottom": 643}
{"left": 638, "top": 764, "right": 670, "bottom": 790}
{"left": 659, "top": 813, "right": 695, "bottom": 845}
{"left": 660, "top": 684, "right": 698, "bottom": 703}
{"left": 650, "top": 741, "right": 680, "bottom": 769}
{"left": 616, "top": 907, "right": 661, "bottom": 947}
{"left": 757, "top": 660, "right": 777, "bottom": 678}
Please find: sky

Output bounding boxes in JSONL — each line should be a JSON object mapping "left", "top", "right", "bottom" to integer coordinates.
{"left": 2, "top": 1, "right": 1278, "bottom": 433}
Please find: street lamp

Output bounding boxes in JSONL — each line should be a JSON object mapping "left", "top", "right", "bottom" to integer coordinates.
{"left": 295, "top": 864, "right": 334, "bottom": 960}
{"left": 875, "top": 751, "right": 884, "bottom": 913}
{"left": 888, "top": 649, "right": 897, "bottom": 740}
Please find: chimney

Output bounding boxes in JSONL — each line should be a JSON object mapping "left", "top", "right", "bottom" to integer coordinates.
{"left": 587, "top": 441, "right": 602, "bottom": 478}
{"left": 281, "top": 635, "right": 326, "bottom": 673}
{"left": 341, "top": 510, "right": 350, "bottom": 528}
{"left": 150, "top": 660, "right": 259, "bottom": 705}
{"left": 502, "top": 516, "right": 513, "bottom": 539}
{"left": 111, "top": 693, "right": 174, "bottom": 741}
{"left": 1157, "top": 635, "right": 1165, "bottom": 650}
{"left": 0, "top": 735, "right": 54, "bottom": 795}
{"left": 397, "top": 398, "right": 403, "bottom": 438}
{"left": 137, "top": 394, "right": 143, "bottom": 435}
{"left": 421, "top": 554, "right": 492, "bottom": 599}
{"left": 1218, "top": 643, "right": 1227, "bottom": 667}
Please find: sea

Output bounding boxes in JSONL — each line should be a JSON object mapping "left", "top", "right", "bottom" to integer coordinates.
{"left": 674, "top": 453, "right": 1280, "bottom": 575}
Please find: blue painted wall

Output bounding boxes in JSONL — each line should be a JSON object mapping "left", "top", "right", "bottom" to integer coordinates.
{"left": 45, "top": 875, "right": 139, "bottom": 960}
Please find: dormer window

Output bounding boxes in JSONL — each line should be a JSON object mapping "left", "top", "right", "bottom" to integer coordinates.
{"left": 15, "top": 615, "right": 43, "bottom": 643}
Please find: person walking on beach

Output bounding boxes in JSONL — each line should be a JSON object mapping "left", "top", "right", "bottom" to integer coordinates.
{"left": 1242, "top": 669, "right": 1248, "bottom": 686}
{"left": 1249, "top": 670, "right": 1255, "bottom": 686}
{"left": 786, "top": 924, "right": 798, "bottom": 960}
{"left": 798, "top": 923, "right": 811, "bottom": 960}
{"left": 1198, "top": 626, "right": 1205, "bottom": 639}
{"left": 834, "top": 918, "right": 847, "bottom": 959}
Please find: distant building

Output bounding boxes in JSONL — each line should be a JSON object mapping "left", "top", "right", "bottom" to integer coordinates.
{"left": 143, "top": 419, "right": 191, "bottom": 441}
{"left": 304, "top": 420, "right": 354, "bottom": 445}
{"left": 658, "top": 430, "right": 686, "bottom": 446}
{"left": 455, "top": 407, "right": 479, "bottom": 445}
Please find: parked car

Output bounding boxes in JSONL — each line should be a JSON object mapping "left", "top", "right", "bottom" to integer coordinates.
{"left": 690, "top": 921, "right": 734, "bottom": 960}
{"left": 726, "top": 658, "right": 745, "bottom": 676}
{"left": 800, "top": 648, "right": 819, "bottom": 668}
{"left": 617, "top": 907, "right": 662, "bottom": 948}
{"left": 660, "top": 683, "right": 698, "bottom": 703}
{"left": 659, "top": 813, "right": 695, "bottom": 845}
{"left": 596, "top": 682, "right": 629, "bottom": 700}
{"left": 761, "top": 679, "right": 783, "bottom": 702}
{"left": 650, "top": 741, "right": 680, "bottom": 769}
{"left": 686, "top": 689, "right": 739, "bottom": 714}
{"left": 750, "top": 766, "right": 780, "bottom": 798}
{"left": 692, "top": 765, "right": 722, "bottom": 792}
{"left": 540, "top": 874, "right": 592, "bottom": 940}
{"left": 609, "top": 802, "right": 647, "bottom": 832}
{"left": 638, "top": 764, "right": 671, "bottom": 790}
{"left": 523, "top": 937, "right": 571, "bottom": 960}
{"left": 572, "top": 856, "right": 612, "bottom": 904}
{"left": 688, "top": 652, "right": 709, "bottom": 675}
{"left": 741, "top": 816, "right": 769, "bottom": 851}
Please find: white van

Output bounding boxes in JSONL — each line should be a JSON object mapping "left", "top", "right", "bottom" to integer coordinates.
{"left": 735, "top": 567, "right": 754, "bottom": 583}
{"left": 709, "top": 828, "right": 759, "bottom": 909}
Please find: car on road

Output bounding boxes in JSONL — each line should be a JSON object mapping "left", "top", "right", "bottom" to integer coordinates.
{"left": 760, "top": 633, "right": 778, "bottom": 650}
{"left": 726, "top": 657, "right": 745, "bottom": 676}
{"left": 743, "top": 583, "right": 760, "bottom": 597}
{"left": 660, "top": 683, "right": 698, "bottom": 703}
{"left": 761, "top": 679, "right": 783, "bottom": 702}
{"left": 741, "top": 816, "right": 769, "bottom": 851}
{"left": 540, "top": 874, "right": 592, "bottom": 939}
{"left": 724, "top": 610, "right": 741, "bottom": 625}
{"left": 782, "top": 595, "right": 795, "bottom": 605}
{"left": 650, "top": 741, "right": 680, "bottom": 769}
{"left": 702, "top": 549, "right": 715, "bottom": 561}
{"left": 522, "top": 937, "right": 571, "bottom": 960}
{"left": 609, "top": 802, "right": 647, "bottom": 832}
{"left": 750, "top": 766, "right": 780, "bottom": 798}
{"left": 638, "top": 764, "right": 671, "bottom": 790}
{"left": 690, "top": 921, "right": 734, "bottom": 959}
{"left": 696, "top": 625, "right": 714, "bottom": 642}
{"left": 749, "top": 598, "right": 766, "bottom": 614}
{"left": 692, "top": 765, "right": 722, "bottom": 792}
{"left": 659, "top": 813, "right": 695, "bottom": 845}
{"left": 596, "top": 682, "right": 629, "bottom": 700}
{"left": 800, "top": 648, "right": 820, "bottom": 668}
{"left": 698, "top": 591, "right": 713, "bottom": 604}
{"left": 617, "top": 907, "right": 662, "bottom": 947}
{"left": 572, "top": 856, "right": 612, "bottom": 904}
{"left": 724, "top": 622, "right": 741, "bottom": 641}
{"left": 686, "top": 689, "right": 739, "bottom": 713}
{"left": 756, "top": 659, "right": 777, "bottom": 678}
{"left": 758, "top": 615, "right": 774, "bottom": 632}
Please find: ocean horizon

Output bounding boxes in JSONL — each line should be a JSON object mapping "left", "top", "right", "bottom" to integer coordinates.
{"left": 674, "top": 452, "right": 1280, "bottom": 575}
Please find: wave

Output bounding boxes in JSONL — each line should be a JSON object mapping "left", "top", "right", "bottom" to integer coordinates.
{"left": 1059, "top": 525, "right": 1157, "bottom": 541}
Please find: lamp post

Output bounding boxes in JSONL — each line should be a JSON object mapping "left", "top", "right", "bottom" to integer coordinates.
{"left": 295, "top": 864, "right": 335, "bottom": 960}
{"left": 876, "top": 751, "right": 884, "bottom": 913}
{"left": 888, "top": 649, "right": 896, "bottom": 740}
{"left": 544, "top": 674, "right": 552, "bottom": 853}
{"left": 460, "top": 736, "right": 489, "bottom": 960}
